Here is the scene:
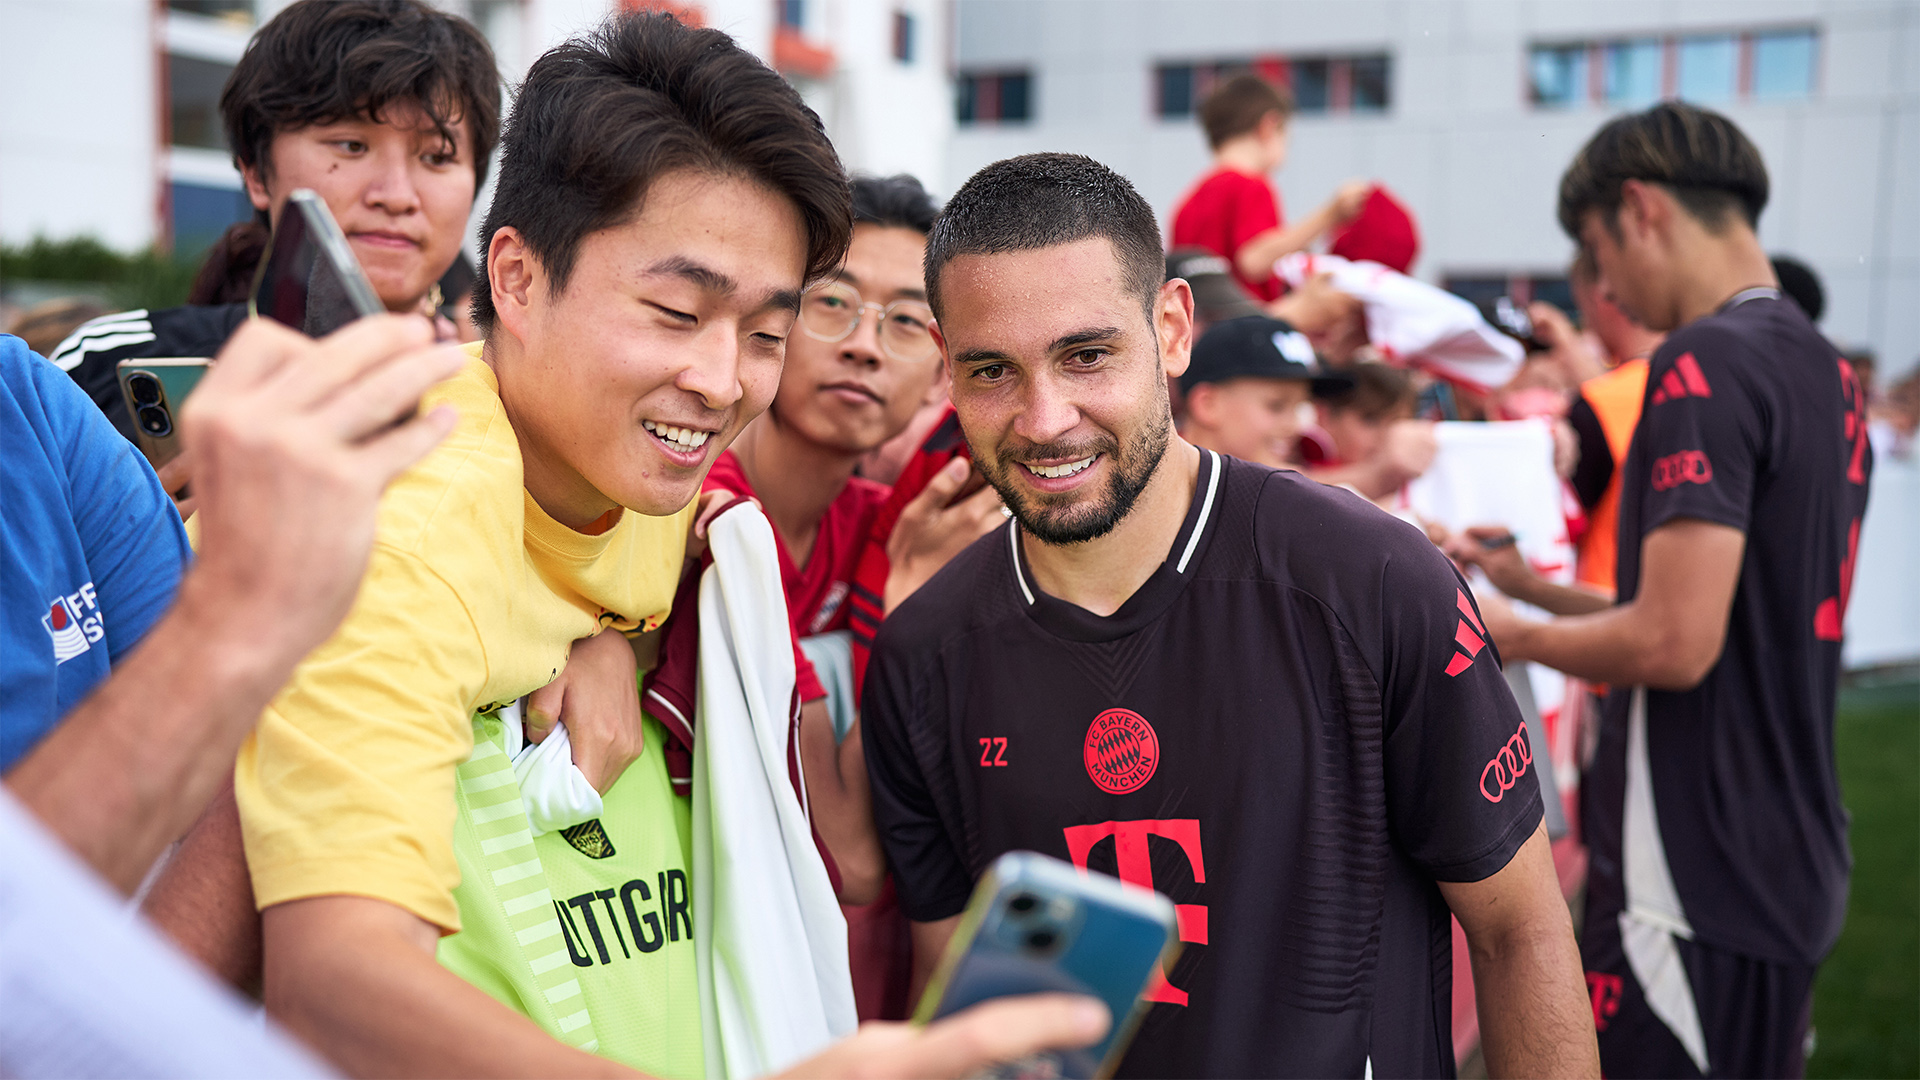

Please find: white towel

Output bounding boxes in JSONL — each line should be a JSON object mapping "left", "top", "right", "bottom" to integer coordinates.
{"left": 691, "top": 505, "right": 856, "bottom": 1078}
{"left": 496, "top": 699, "right": 603, "bottom": 838}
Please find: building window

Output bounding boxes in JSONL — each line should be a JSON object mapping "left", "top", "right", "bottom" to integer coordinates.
{"left": 1678, "top": 36, "right": 1737, "bottom": 102}
{"left": 1604, "top": 38, "right": 1662, "bottom": 105}
{"left": 166, "top": 0, "right": 252, "bottom": 25}
{"left": 169, "top": 55, "right": 234, "bottom": 151}
{"left": 778, "top": 0, "right": 804, "bottom": 30}
{"left": 1153, "top": 53, "right": 1391, "bottom": 119}
{"left": 958, "top": 71, "right": 1032, "bottom": 125}
{"left": 170, "top": 181, "right": 253, "bottom": 256}
{"left": 1529, "top": 44, "right": 1589, "bottom": 107}
{"left": 1753, "top": 29, "right": 1816, "bottom": 99}
{"left": 1528, "top": 27, "right": 1817, "bottom": 109}
{"left": 892, "top": 10, "right": 915, "bottom": 64}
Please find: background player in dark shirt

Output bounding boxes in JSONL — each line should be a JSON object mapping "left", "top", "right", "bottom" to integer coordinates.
{"left": 1471, "top": 103, "right": 1871, "bottom": 1078}
{"left": 864, "top": 152, "right": 1597, "bottom": 1078}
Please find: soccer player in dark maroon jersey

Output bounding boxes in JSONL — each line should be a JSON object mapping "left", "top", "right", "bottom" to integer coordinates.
{"left": 1460, "top": 104, "right": 1872, "bottom": 1079}
{"left": 863, "top": 153, "right": 1598, "bottom": 1078}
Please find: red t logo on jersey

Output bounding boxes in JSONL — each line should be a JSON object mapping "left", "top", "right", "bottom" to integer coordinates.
{"left": 1062, "top": 819, "right": 1206, "bottom": 1006}
{"left": 1586, "top": 971, "right": 1623, "bottom": 1031}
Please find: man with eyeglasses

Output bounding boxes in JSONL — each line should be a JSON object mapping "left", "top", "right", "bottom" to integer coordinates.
{"left": 696, "top": 176, "right": 998, "bottom": 928}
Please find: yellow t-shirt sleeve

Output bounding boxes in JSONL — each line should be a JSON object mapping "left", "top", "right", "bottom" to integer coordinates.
{"left": 235, "top": 543, "right": 487, "bottom": 933}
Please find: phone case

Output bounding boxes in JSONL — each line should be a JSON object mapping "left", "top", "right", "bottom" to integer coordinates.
{"left": 116, "top": 358, "right": 210, "bottom": 469}
{"left": 915, "top": 851, "right": 1178, "bottom": 1080}
{"left": 250, "top": 188, "right": 385, "bottom": 337}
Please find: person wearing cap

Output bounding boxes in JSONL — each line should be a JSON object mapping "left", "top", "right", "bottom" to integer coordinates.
{"left": 1180, "top": 313, "right": 1352, "bottom": 470}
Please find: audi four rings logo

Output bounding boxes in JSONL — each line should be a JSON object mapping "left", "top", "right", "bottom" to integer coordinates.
{"left": 1651, "top": 449, "right": 1713, "bottom": 492}
{"left": 1479, "top": 721, "right": 1533, "bottom": 803}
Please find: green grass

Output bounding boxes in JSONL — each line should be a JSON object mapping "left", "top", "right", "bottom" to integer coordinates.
{"left": 1808, "top": 678, "right": 1920, "bottom": 1080}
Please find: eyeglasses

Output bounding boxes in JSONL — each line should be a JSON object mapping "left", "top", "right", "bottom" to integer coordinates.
{"left": 798, "top": 280, "right": 939, "bottom": 363}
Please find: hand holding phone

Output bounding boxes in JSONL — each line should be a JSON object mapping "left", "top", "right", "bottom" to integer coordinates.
{"left": 915, "top": 851, "right": 1177, "bottom": 1079}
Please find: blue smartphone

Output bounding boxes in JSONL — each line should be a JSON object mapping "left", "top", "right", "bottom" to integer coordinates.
{"left": 914, "top": 851, "right": 1178, "bottom": 1079}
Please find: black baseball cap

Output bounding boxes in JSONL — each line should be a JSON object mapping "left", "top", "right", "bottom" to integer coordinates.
{"left": 1181, "top": 314, "right": 1355, "bottom": 396}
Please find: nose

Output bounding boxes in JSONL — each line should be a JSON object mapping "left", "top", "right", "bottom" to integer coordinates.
{"left": 674, "top": 327, "right": 745, "bottom": 413}
{"left": 1011, "top": 368, "right": 1082, "bottom": 448}
{"left": 364, "top": 144, "right": 422, "bottom": 216}
{"left": 839, "top": 305, "right": 885, "bottom": 368}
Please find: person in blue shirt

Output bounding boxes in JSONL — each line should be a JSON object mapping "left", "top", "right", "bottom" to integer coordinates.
{"left": 0, "top": 334, "right": 194, "bottom": 770}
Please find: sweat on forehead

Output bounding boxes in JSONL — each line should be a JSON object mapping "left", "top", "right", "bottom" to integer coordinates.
{"left": 924, "top": 153, "right": 1165, "bottom": 320}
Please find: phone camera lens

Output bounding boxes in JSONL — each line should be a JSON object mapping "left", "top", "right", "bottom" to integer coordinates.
{"left": 137, "top": 406, "right": 172, "bottom": 437}
{"left": 1007, "top": 893, "right": 1039, "bottom": 915}
{"left": 1023, "top": 929, "right": 1058, "bottom": 953}
{"left": 128, "top": 373, "right": 162, "bottom": 406}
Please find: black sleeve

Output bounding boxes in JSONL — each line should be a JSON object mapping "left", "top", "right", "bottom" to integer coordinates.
{"left": 1377, "top": 542, "right": 1543, "bottom": 882}
{"left": 46, "top": 304, "right": 247, "bottom": 441}
{"left": 1567, "top": 394, "right": 1613, "bottom": 511}
{"left": 861, "top": 626, "right": 975, "bottom": 922}
{"left": 1637, "top": 340, "right": 1758, "bottom": 535}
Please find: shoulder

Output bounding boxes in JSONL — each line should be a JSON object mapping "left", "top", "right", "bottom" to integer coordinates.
{"left": 374, "top": 355, "right": 522, "bottom": 555}
{"left": 1242, "top": 465, "right": 1450, "bottom": 600}
{"left": 870, "top": 520, "right": 1017, "bottom": 672}
{"left": 0, "top": 335, "right": 112, "bottom": 442}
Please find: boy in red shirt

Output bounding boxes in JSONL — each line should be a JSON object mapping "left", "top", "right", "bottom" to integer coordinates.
{"left": 1171, "top": 73, "right": 1371, "bottom": 302}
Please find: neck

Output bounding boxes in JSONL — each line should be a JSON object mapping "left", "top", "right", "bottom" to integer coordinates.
{"left": 1614, "top": 326, "right": 1666, "bottom": 364}
{"left": 482, "top": 336, "right": 620, "bottom": 533}
{"left": 1023, "top": 437, "right": 1202, "bottom": 618}
{"left": 1670, "top": 228, "right": 1779, "bottom": 328}
{"left": 1214, "top": 138, "right": 1270, "bottom": 177}
{"left": 730, "top": 412, "right": 860, "bottom": 566}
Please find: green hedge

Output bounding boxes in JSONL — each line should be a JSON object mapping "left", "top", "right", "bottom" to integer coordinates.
{"left": 0, "top": 236, "right": 200, "bottom": 312}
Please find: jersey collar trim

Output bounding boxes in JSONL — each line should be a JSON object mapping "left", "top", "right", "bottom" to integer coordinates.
{"left": 1721, "top": 286, "right": 1782, "bottom": 311}
{"left": 1006, "top": 448, "right": 1224, "bottom": 642}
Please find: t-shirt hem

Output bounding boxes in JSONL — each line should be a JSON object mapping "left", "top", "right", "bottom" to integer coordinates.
{"left": 251, "top": 859, "right": 461, "bottom": 934}
{"left": 1420, "top": 790, "right": 1543, "bottom": 883}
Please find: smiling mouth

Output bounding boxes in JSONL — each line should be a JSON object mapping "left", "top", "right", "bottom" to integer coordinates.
{"left": 1023, "top": 455, "right": 1097, "bottom": 479}
{"left": 642, "top": 419, "right": 713, "bottom": 453}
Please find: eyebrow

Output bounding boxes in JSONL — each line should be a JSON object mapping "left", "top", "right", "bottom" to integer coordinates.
{"left": 831, "top": 268, "right": 928, "bottom": 302}
{"left": 952, "top": 325, "right": 1126, "bottom": 368}
{"left": 648, "top": 255, "right": 802, "bottom": 316}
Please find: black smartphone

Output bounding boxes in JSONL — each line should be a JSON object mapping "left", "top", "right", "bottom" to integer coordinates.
{"left": 250, "top": 188, "right": 385, "bottom": 337}
{"left": 116, "top": 358, "right": 210, "bottom": 470}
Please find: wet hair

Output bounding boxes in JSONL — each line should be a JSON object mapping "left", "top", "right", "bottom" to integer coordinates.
{"left": 222, "top": 0, "right": 500, "bottom": 190}
{"left": 1199, "top": 74, "right": 1293, "bottom": 149}
{"left": 852, "top": 174, "right": 938, "bottom": 235}
{"left": 924, "top": 153, "right": 1162, "bottom": 320}
{"left": 1557, "top": 102, "right": 1768, "bottom": 239}
{"left": 472, "top": 13, "right": 851, "bottom": 333}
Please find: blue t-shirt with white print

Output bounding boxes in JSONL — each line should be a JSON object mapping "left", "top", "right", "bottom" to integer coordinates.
{"left": 0, "top": 335, "right": 191, "bottom": 771}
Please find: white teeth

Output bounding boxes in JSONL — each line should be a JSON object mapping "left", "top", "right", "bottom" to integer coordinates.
{"left": 1028, "top": 456, "right": 1095, "bottom": 479}
{"left": 642, "top": 420, "right": 711, "bottom": 452}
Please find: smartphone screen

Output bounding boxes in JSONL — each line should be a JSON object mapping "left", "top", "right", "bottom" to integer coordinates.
{"left": 250, "top": 188, "right": 385, "bottom": 337}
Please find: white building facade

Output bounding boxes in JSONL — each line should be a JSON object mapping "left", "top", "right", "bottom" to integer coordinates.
{"left": 947, "top": 0, "right": 1920, "bottom": 374}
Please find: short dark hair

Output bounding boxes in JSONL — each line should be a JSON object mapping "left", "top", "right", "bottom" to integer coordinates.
{"left": 1199, "top": 74, "right": 1293, "bottom": 150}
{"left": 222, "top": 0, "right": 500, "bottom": 190}
{"left": 925, "top": 153, "right": 1162, "bottom": 321}
{"left": 1557, "top": 101, "right": 1769, "bottom": 239}
{"left": 1320, "top": 361, "right": 1414, "bottom": 420}
{"left": 472, "top": 13, "right": 851, "bottom": 334}
{"left": 1771, "top": 255, "right": 1824, "bottom": 322}
{"left": 851, "top": 174, "right": 938, "bottom": 235}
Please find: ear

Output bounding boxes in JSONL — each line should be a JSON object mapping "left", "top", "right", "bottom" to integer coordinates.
{"left": 1156, "top": 278, "right": 1196, "bottom": 379}
{"left": 920, "top": 358, "right": 951, "bottom": 407}
{"left": 486, "top": 226, "right": 537, "bottom": 346}
{"left": 1617, "top": 179, "right": 1667, "bottom": 243}
{"left": 240, "top": 160, "right": 273, "bottom": 215}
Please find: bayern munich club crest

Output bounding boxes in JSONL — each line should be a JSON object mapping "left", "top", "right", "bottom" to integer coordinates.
{"left": 1083, "top": 708, "right": 1160, "bottom": 795}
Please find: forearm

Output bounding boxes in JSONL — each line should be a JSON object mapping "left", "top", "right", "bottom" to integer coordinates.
{"left": 1499, "top": 600, "right": 1707, "bottom": 688}
{"left": 5, "top": 575, "right": 295, "bottom": 892}
{"left": 799, "top": 703, "right": 883, "bottom": 903}
{"left": 264, "top": 897, "right": 630, "bottom": 1079}
{"left": 1466, "top": 918, "right": 1598, "bottom": 1079}
{"left": 1235, "top": 207, "right": 1339, "bottom": 282}
{"left": 141, "top": 783, "right": 262, "bottom": 994}
{"left": 1504, "top": 576, "right": 1614, "bottom": 618}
